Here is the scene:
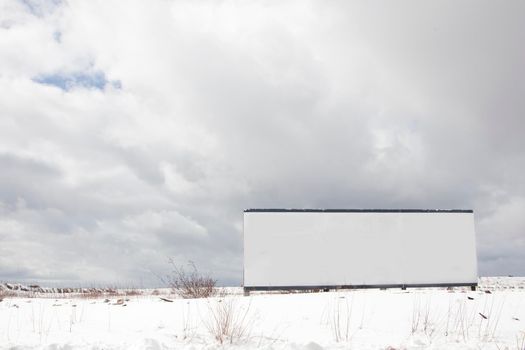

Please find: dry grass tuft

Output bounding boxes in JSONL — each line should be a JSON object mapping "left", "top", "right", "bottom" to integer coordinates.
{"left": 329, "top": 295, "right": 354, "bottom": 342}
{"left": 516, "top": 331, "right": 525, "bottom": 350}
{"left": 202, "top": 297, "right": 254, "bottom": 344}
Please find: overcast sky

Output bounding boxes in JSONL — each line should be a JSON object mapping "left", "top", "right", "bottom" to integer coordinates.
{"left": 0, "top": 0, "right": 524, "bottom": 286}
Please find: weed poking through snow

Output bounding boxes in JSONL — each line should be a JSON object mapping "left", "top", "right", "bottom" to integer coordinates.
{"left": 202, "top": 296, "right": 254, "bottom": 344}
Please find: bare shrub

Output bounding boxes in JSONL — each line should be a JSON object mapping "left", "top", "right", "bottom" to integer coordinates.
{"left": 414, "top": 293, "right": 506, "bottom": 345}
{"left": 0, "top": 288, "right": 16, "bottom": 300}
{"left": 75, "top": 287, "right": 121, "bottom": 299}
{"left": 439, "top": 298, "right": 476, "bottom": 342}
{"left": 180, "top": 300, "right": 197, "bottom": 341}
{"left": 202, "top": 297, "right": 253, "bottom": 344}
{"left": 516, "top": 331, "right": 525, "bottom": 350}
{"left": 411, "top": 296, "right": 422, "bottom": 334}
{"left": 166, "top": 260, "right": 216, "bottom": 299}
{"left": 477, "top": 295, "right": 506, "bottom": 342}
{"left": 411, "top": 295, "right": 439, "bottom": 339}
{"left": 124, "top": 288, "right": 142, "bottom": 296}
{"left": 77, "top": 290, "right": 105, "bottom": 299}
{"left": 328, "top": 294, "right": 353, "bottom": 342}
{"left": 450, "top": 299, "right": 471, "bottom": 341}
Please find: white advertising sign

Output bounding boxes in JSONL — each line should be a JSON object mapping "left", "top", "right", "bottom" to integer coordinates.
{"left": 243, "top": 210, "right": 478, "bottom": 289}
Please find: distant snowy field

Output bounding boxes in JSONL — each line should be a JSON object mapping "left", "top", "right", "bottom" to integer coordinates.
{"left": 1, "top": 277, "right": 524, "bottom": 350}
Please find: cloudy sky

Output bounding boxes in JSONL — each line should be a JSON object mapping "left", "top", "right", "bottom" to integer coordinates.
{"left": 0, "top": 0, "right": 524, "bottom": 286}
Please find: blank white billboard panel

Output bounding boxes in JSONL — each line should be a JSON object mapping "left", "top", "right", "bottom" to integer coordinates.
{"left": 243, "top": 210, "right": 477, "bottom": 289}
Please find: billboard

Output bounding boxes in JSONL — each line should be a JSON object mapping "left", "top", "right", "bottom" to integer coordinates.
{"left": 243, "top": 209, "right": 478, "bottom": 290}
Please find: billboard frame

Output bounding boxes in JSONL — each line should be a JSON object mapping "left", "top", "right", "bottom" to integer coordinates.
{"left": 243, "top": 209, "right": 478, "bottom": 293}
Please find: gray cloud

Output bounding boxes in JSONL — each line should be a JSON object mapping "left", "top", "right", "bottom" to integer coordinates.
{"left": 0, "top": 0, "right": 524, "bottom": 286}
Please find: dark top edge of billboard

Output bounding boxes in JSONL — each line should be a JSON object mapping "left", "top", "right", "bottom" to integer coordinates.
{"left": 244, "top": 209, "right": 474, "bottom": 213}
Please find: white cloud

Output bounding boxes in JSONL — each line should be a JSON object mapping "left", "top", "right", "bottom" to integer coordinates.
{"left": 0, "top": 0, "right": 524, "bottom": 285}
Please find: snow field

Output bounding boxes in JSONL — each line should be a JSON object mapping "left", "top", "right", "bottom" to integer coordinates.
{"left": 0, "top": 285, "right": 524, "bottom": 349}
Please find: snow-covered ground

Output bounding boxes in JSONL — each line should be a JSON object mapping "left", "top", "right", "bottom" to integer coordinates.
{"left": 1, "top": 278, "right": 524, "bottom": 350}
